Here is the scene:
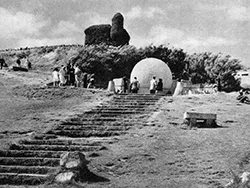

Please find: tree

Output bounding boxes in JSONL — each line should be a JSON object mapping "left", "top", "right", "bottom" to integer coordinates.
{"left": 186, "top": 52, "right": 243, "bottom": 92}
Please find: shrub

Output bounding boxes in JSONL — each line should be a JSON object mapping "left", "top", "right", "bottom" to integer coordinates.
{"left": 186, "top": 52, "right": 243, "bottom": 92}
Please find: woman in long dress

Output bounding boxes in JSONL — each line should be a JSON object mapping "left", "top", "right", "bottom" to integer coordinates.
{"left": 74, "top": 65, "right": 82, "bottom": 87}
{"left": 52, "top": 68, "right": 60, "bottom": 87}
{"left": 59, "top": 66, "right": 67, "bottom": 87}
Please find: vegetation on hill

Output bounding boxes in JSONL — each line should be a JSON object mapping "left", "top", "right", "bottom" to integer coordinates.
{"left": 67, "top": 44, "right": 186, "bottom": 87}
{"left": 186, "top": 52, "right": 243, "bottom": 92}
{"left": 0, "top": 44, "right": 244, "bottom": 92}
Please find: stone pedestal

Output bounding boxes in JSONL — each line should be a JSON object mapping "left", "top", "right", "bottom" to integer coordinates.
{"left": 107, "top": 80, "right": 115, "bottom": 93}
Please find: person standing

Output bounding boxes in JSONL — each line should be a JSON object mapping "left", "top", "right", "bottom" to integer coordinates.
{"left": 59, "top": 66, "right": 67, "bottom": 87}
{"left": 52, "top": 68, "right": 60, "bottom": 87}
{"left": 130, "top": 77, "right": 140, "bottom": 93}
{"left": 68, "top": 64, "right": 75, "bottom": 86}
{"left": 149, "top": 76, "right": 157, "bottom": 94}
{"left": 87, "top": 78, "right": 95, "bottom": 89}
{"left": 27, "top": 58, "right": 32, "bottom": 70}
{"left": 0, "top": 58, "right": 5, "bottom": 70}
{"left": 156, "top": 78, "right": 163, "bottom": 93}
{"left": 74, "top": 65, "right": 82, "bottom": 87}
{"left": 217, "top": 77, "right": 221, "bottom": 92}
{"left": 123, "top": 76, "right": 128, "bottom": 93}
{"left": 82, "top": 73, "right": 88, "bottom": 88}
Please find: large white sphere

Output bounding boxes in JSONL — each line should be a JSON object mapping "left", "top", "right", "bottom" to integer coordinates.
{"left": 130, "top": 58, "right": 172, "bottom": 93}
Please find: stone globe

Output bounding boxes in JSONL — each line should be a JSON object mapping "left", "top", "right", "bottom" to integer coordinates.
{"left": 130, "top": 58, "right": 172, "bottom": 94}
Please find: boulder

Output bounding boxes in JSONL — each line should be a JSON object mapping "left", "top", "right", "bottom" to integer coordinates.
{"left": 55, "top": 152, "right": 89, "bottom": 183}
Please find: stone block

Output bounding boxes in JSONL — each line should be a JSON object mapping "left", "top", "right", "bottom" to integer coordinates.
{"left": 184, "top": 112, "right": 216, "bottom": 120}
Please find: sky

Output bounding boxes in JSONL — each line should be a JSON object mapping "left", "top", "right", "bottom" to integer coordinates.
{"left": 0, "top": 0, "right": 249, "bottom": 66}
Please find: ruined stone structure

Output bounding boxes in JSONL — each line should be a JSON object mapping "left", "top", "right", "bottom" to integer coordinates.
{"left": 84, "top": 24, "right": 113, "bottom": 46}
{"left": 84, "top": 13, "right": 130, "bottom": 46}
{"left": 110, "top": 13, "right": 130, "bottom": 46}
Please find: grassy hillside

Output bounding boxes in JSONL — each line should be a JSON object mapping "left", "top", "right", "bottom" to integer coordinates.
{"left": 0, "top": 44, "right": 83, "bottom": 71}
{"left": 0, "top": 44, "right": 244, "bottom": 91}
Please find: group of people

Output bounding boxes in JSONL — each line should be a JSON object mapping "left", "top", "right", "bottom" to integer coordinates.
{"left": 52, "top": 64, "right": 94, "bottom": 88}
{"left": 16, "top": 58, "right": 32, "bottom": 70}
{"left": 149, "top": 76, "right": 163, "bottom": 94}
{"left": 129, "top": 76, "right": 163, "bottom": 94}
{"left": 0, "top": 58, "right": 7, "bottom": 69}
{"left": 1, "top": 58, "right": 31, "bottom": 70}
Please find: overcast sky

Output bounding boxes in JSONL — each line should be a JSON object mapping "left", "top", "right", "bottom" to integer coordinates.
{"left": 0, "top": 0, "right": 249, "bottom": 66}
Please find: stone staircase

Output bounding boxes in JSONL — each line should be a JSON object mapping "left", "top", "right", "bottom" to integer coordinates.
{"left": 0, "top": 93, "right": 163, "bottom": 186}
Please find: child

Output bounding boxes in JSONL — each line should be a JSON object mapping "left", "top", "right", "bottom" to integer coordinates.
{"left": 52, "top": 68, "right": 60, "bottom": 87}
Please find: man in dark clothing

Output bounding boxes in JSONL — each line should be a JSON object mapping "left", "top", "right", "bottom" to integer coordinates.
{"left": 217, "top": 77, "right": 221, "bottom": 92}
{"left": 123, "top": 76, "right": 128, "bottom": 93}
{"left": 67, "top": 64, "right": 75, "bottom": 86}
{"left": 27, "top": 59, "right": 32, "bottom": 70}
{"left": 0, "top": 59, "right": 5, "bottom": 69}
{"left": 130, "top": 77, "right": 140, "bottom": 93}
{"left": 82, "top": 73, "right": 88, "bottom": 88}
{"left": 156, "top": 78, "right": 163, "bottom": 93}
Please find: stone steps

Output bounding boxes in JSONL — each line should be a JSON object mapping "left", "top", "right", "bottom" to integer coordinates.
{"left": 71, "top": 117, "right": 145, "bottom": 122}
{"left": 0, "top": 157, "right": 59, "bottom": 166}
{"left": 47, "top": 130, "right": 126, "bottom": 137}
{"left": 84, "top": 111, "right": 145, "bottom": 115}
{"left": 107, "top": 102, "right": 157, "bottom": 105}
{"left": 0, "top": 173, "right": 48, "bottom": 185}
{"left": 18, "top": 139, "right": 101, "bottom": 146}
{"left": 0, "top": 150, "right": 62, "bottom": 158}
{"left": 61, "top": 121, "right": 136, "bottom": 126}
{"left": 53, "top": 125, "right": 130, "bottom": 131}
{"left": 90, "top": 108, "right": 154, "bottom": 112}
{"left": 0, "top": 165, "right": 57, "bottom": 174}
{"left": 73, "top": 117, "right": 127, "bottom": 121}
{"left": 113, "top": 95, "right": 162, "bottom": 100}
{"left": 95, "top": 105, "right": 147, "bottom": 108}
{"left": 111, "top": 99, "right": 159, "bottom": 102}
{"left": 0, "top": 93, "right": 163, "bottom": 185}
{"left": 9, "top": 143, "right": 105, "bottom": 152}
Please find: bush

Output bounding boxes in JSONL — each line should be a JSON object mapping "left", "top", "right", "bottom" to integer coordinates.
{"left": 186, "top": 52, "right": 243, "bottom": 92}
